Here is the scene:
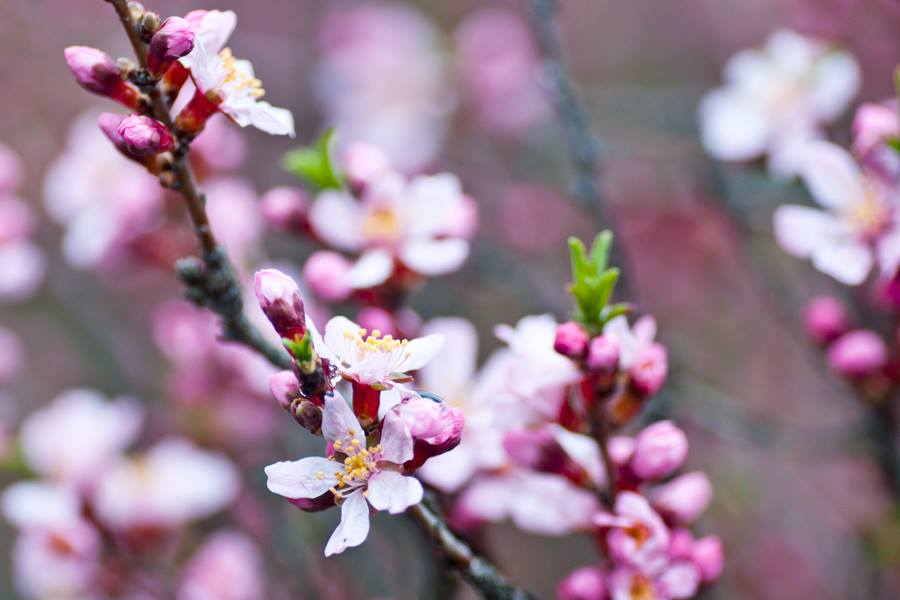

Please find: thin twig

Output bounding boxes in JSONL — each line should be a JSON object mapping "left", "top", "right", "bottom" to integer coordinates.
{"left": 106, "top": 2, "right": 533, "bottom": 597}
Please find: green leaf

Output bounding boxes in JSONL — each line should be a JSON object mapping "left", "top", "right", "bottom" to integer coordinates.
{"left": 281, "top": 128, "right": 343, "bottom": 190}
{"left": 887, "top": 137, "right": 900, "bottom": 155}
{"left": 567, "top": 236, "right": 589, "bottom": 282}
{"left": 283, "top": 331, "right": 314, "bottom": 363}
{"left": 588, "top": 231, "right": 613, "bottom": 274}
{"left": 599, "top": 302, "right": 633, "bottom": 324}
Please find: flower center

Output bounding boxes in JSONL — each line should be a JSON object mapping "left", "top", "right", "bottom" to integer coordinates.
{"left": 623, "top": 522, "right": 652, "bottom": 548}
{"left": 844, "top": 187, "right": 891, "bottom": 238}
{"left": 629, "top": 573, "right": 655, "bottom": 600}
{"left": 361, "top": 206, "right": 402, "bottom": 243}
{"left": 323, "top": 437, "right": 382, "bottom": 499}
{"left": 343, "top": 327, "right": 410, "bottom": 360}
{"left": 218, "top": 48, "right": 265, "bottom": 99}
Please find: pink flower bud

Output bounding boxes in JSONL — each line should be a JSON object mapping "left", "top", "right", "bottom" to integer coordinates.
{"left": 341, "top": 142, "right": 390, "bottom": 189}
{"left": 253, "top": 269, "right": 307, "bottom": 341}
{"left": 852, "top": 102, "right": 898, "bottom": 159}
{"left": 261, "top": 187, "right": 310, "bottom": 233}
{"left": 557, "top": 566, "right": 607, "bottom": 600}
{"left": 269, "top": 370, "right": 300, "bottom": 412}
{"left": 64, "top": 46, "right": 142, "bottom": 109}
{"left": 147, "top": 17, "right": 195, "bottom": 77}
{"left": 668, "top": 528, "right": 695, "bottom": 560}
{"left": 117, "top": 115, "right": 174, "bottom": 157}
{"left": 607, "top": 435, "right": 636, "bottom": 467}
{"left": 691, "top": 535, "right": 724, "bottom": 583}
{"left": 97, "top": 113, "right": 128, "bottom": 150}
{"left": 630, "top": 420, "right": 688, "bottom": 481}
{"left": 392, "top": 394, "right": 465, "bottom": 470}
{"left": 827, "top": 330, "right": 888, "bottom": 378}
{"left": 356, "top": 307, "right": 398, "bottom": 338}
{"left": 651, "top": 471, "right": 712, "bottom": 525}
{"left": 0, "top": 143, "right": 23, "bottom": 194}
{"left": 554, "top": 321, "right": 589, "bottom": 358}
{"left": 629, "top": 342, "right": 667, "bottom": 397}
{"left": 586, "top": 335, "right": 620, "bottom": 374}
{"left": 804, "top": 296, "right": 847, "bottom": 344}
{"left": 303, "top": 251, "right": 353, "bottom": 302}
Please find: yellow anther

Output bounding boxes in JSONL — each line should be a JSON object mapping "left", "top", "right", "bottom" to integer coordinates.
{"left": 333, "top": 440, "right": 342, "bottom": 450}
{"left": 316, "top": 471, "right": 325, "bottom": 481}
{"left": 350, "top": 439, "right": 361, "bottom": 447}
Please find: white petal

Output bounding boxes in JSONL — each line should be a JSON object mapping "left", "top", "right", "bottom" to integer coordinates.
{"left": 810, "top": 51, "right": 860, "bottom": 122}
{"left": 323, "top": 315, "right": 360, "bottom": 361}
{"left": 264, "top": 457, "right": 342, "bottom": 499}
{"left": 773, "top": 205, "right": 841, "bottom": 257}
{"left": 0, "top": 241, "right": 45, "bottom": 301}
{"left": 322, "top": 393, "right": 365, "bottom": 448}
{"left": 698, "top": 88, "right": 771, "bottom": 161}
{"left": 399, "top": 238, "right": 469, "bottom": 276}
{"left": 397, "top": 333, "right": 445, "bottom": 373}
{"left": 244, "top": 101, "right": 295, "bottom": 137}
{"left": 379, "top": 410, "right": 413, "bottom": 465}
{"left": 811, "top": 238, "right": 873, "bottom": 285}
{"left": 309, "top": 191, "right": 364, "bottom": 252}
{"left": 801, "top": 141, "right": 866, "bottom": 209}
{"left": 347, "top": 249, "right": 394, "bottom": 288}
{"left": 877, "top": 227, "right": 900, "bottom": 278}
{"left": 419, "top": 318, "right": 478, "bottom": 397}
{"left": 2, "top": 482, "right": 81, "bottom": 529}
{"left": 366, "top": 472, "right": 423, "bottom": 514}
{"left": 548, "top": 425, "right": 605, "bottom": 487}
{"left": 324, "top": 492, "right": 370, "bottom": 556}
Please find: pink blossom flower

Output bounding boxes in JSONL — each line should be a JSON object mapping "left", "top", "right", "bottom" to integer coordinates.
{"left": 309, "top": 167, "right": 476, "bottom": 287}
{"left": 557, "top": 566, "right": 608, "bottom": 600}
{"left": 265, "top": 393, "right": 423, "bottom": 556}
{"left": 594, "top": 491, "right": 671, "bottom": 569}
{"left": 455, "top": 8, "right": 549, "bottom": 136}
{"left": 19, "top": 389, "right": 143, "bottom": 489}
{"left": 650, "top": 472, "right": 713, "bottom": 525}
{"left": 93, "top": 438, "right": 239, "bottom": 531}
{"left": 630, "top": 421, "right": 689, "bottom": 482}
{"left": 774, "top": 141, "right": 900, "bottom": 285}
{"left": 310, "top": 315, "right": 443, "bottom": 388}
{"left": 603, "top": 315, "right": 658, "bottom": 370}
{"left": 826, "top": 329, "right": 888, "bottom": 377}
{"left": 587, "top": 335, "right": 621, "bottom": 375}
{"left": 699, "top": 29, "right": 859, "bottom": 177}
{"left": 314, "top": 3, "right": 453, "bottom": 172}
{"left": 2, "top": 482, "right": 101, "bottom": 600}
{"left": 691, "top": 535, "right": 724, "bottom": 584}
{"left": 260, "top": 186, "right": 310, "bottom": 233}
{"left": 385, "top": 391, "right": 464, "bottom": 468}
{"left": 851, "top": 101, "right": 900, "bottom": 178}
{"left": 0, "top": 194, "right": 45, "bottom": 301}
{"left": 177, "top": 530, "right": 265, "bottom": 600}
{"left": 607, "top": 562, "right": 700, "bottom": 600}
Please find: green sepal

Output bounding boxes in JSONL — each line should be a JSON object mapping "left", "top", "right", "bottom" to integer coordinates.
{"left": 281, "top": 128, "right": 343, "bottom": 190}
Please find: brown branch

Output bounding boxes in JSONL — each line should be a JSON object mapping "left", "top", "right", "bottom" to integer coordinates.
{"left": 105, "top": 2, "right": 534, "bottom": 597}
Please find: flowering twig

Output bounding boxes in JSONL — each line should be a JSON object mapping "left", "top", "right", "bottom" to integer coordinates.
{"left": 105, "top": 0, "right": 290, "bottom": 370}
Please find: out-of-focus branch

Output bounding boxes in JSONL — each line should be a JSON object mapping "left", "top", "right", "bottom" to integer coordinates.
{"left": 106, "top": 0, "right": 290, "bottom": 370}
{"left": 408, "top": 499, "right": 535, "bottom": 600}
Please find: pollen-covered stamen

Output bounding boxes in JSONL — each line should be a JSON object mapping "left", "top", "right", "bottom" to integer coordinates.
{"left": 844, "top": 186, "right": 892, "bottom": 239}
{"left": 341, "top": 327, "right": 412, "bottom": 369}
{"left": 327, "top": 440, "right": 384, "bottom": 499}
{"left": 218, "top": 47, "right": 265, "bottom": 99}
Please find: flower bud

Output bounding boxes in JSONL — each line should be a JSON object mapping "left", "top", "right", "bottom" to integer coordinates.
{"left": 303, "top": 251, "right": 352, "bottom": 302}
{"left": 269, "top": 370, "right": 300, "bottom": 412}
{"left": 117, "top": 115, "right": 174, "bottom": 157}
{"left": 254, "top": 269, "right": 307, "bottom": 341}
{"left": 147, "top": 17, "right": 195, "bottom": 77}
{"left": 827, "top": 330, "right": 888, "bottom": 378}
{"left": 291, "top": 399, "right": 323, "bottom": 434}
{"left": 64, "top": 46, "right": 142, "bottom": 109}
{"left": 586, "top": 335, "right": 620, "bottom": 374}
{"left": 341, "top": 142, "right": 391, "bottom": 190}
{"left": 392, "top": 394, "right": 465, "bottom": 470}
{"left": 650, "top": 471, "right": 712, "bottom": 525}
{"left": 554, "top": 321, "right": 589, "bottom": 358}
{"left": 557, "top": 566, "right": 607, "bottom": 600}
{"left": 691, "top": 535, "right": 724, "bottom": 583}
{"left": 852, "top": 102, "right": 898, "bottom": 159}
{"left": 804, "top": 296, "right": 847, "bottom": 344}
{"left": 356, "top": 307, "right": 398, "bottom": 338}
{"left": 261, "top": 187, "right": 310, "bottom": 233}
{"left": 630, "top": 420, "right": 688, "bottom": 481}
{"left": 628, "top": 342, "right": 667, "bottom": 397}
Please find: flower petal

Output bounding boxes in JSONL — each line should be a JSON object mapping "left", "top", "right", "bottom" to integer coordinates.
{"left": 324, "top": 491, "right": 370, "bottom": 556}
{"left": 811, "top": 238, "right": 873, "bottom": 285}
{"left": 396, "top": 333, "right": 445, "bottom": 373}
{"left": 801, "top": 141, "right": 866, "bottom": 210}
{"left": 322, "top": 393, "right": 365, "bottom": 449}
{"left": 366, "top": 471, "right": 423, "bottom": 514}
{"left": 698, "top": 88, "right": 771, "bottom": 162}
{"left": 399, "top": 238, "right": 469, "bottom": 276}
{"left": 243, "top": 101, "right": 295, "bottom": 137}
{"left": 323, "top": 315, "right": 360, "bottom": 362}
{"left": 347, "top": 249, "right": 394, "bottom": 289}
{"left": 773, "top": 204, "right": 841, "bottom": 258}
{"left": 379, "top": 410, "right": 413, "bottom": 465}
{"left": 265, "top": 457, "right": 342, "bottom": 499}
{"left": 309, "top": 190, "right": 364, "bottom": 252}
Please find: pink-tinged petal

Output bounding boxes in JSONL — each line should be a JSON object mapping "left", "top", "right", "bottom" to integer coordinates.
{"left": 0, "top": 242, "right": 45, "bottom": 301}
{"left": 379, "top": 410, "right": 413, "bottom": 464}
{"left": 548, "top": 425, "right": 605, "bottom": 487}
{"left": 366, "top": 471, "right": 423, "bottom": 513}
{"left": 309, "top": 191, "right": 365, "bottom": 252}
{"left": 810, "top": 51, "right": 860, "bottom": 122}
{"left": 767, "top": 127, "right": 821, "bottom": 179}
{"left": 631, "top": 316, "right": 657, "bottom": 346}
{"left": 811, "top": 238, "right": 873, "bottom": 285}
{"left": 399, "top": 238, "right": 469, "bottom": 276}
{"left": 324, "top": 492, "right": 370, "bottom": 556}
{"left": 347, "top": 249, "right": 394, "bottom": 289}
{"left": 243, "top": 101, "right": 295, "bottom": 137}
{"left": 876, "top": 227, "right": 900, "bottom": 278}
{"left": 656, "top": 561, "right": 701, "bottom": 599}
{"left": 801, "top": 141, "right": 865, "bottom": 210}
{"left": 773, "top": 205, "right": 840, "bottom": 258}
{"left": 396, "top": 333, "right": 445, "bottom": 373}
{"left": 323, "top": 315, "right": 360, "bottom": 360}
{"left": 264, "top": 458, "right": 342, "bottom": 499}
{"left": 698, "top": 89, "right": 770, "bottom": 161}
{"left": 415, "top": 445, "right": 480, "bottom": 493}
{"left": 322, "top": 393, "right": 365, "bottom": 448}
{"left": 419, "top": 317, "right": 478, "bottom": 397}
{"left": 2, "top": 482, "right": 81, "bottom": 529}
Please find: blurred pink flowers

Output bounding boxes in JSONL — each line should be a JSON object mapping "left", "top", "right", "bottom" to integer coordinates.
{"left": 0, "top": 143, "right": 45, "bottom": 301}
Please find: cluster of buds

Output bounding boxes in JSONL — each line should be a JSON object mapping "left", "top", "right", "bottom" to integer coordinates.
{"left": 63, "top": 7, "right": 293, "bottom": 184}
{"left": 254, "top": 269, "right": 464, "bottom": 555}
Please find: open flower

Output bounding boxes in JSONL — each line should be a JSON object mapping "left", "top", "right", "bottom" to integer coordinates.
{"left": 309, "top": 163, "right": 476, "bottom": 288}
{"left": 774, "top": 141, "right": 900, "bottom": 285}
{"left": 699, "top": 29, "right": 859, "bottom": 176}
{"left": 594, "top": 491, "right": 671, "bottom": 570}
{"left": 312, "top": 315, "right": 443, "bottom": 388}
{"left": 265, "top": 393, "right": 423, "bottom": 556}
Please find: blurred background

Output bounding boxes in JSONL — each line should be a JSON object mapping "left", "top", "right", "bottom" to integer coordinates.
{"left": 2, "top": 0, "right": 900, "bottom": 598}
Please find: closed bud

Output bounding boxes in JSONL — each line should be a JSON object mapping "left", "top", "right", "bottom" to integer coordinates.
{"left": 260, "top": 186, "right": 310, "bottom": 233}
{"left": 117, "top": 115, "right": 173, "bottom": 156}
{"left": 303, "top": 251, "right": 352, "bottom": 302}
{"left": 557, "top": 566, "right": 607, "bottom": 600}
{"left": 341, "top": 142, "right": 391, "bottom": 191}
{"left": 292, "top": 399, "right": 323, "bottom": 434}
{"left": 269, "top": 370, "right": 300, "bottom": 412}
{"left": 827, "top": 330, "right": 887, "bottom": 378}
{"left": 691, "top": 535, "right": 724, "bottom": 583}
{"left": 64, "top": 46, "right": 142, "bottom": 110}
{"left": 147, "top": 17, "right": 195, "bottom": 77}
{"left": 804, "top": 296, "right": 847, "bottom": 344}
{"left": 628, "top": 342, "right": 667, "bottom": 397}
{"left": 630, "top": 420, "right": 688, "bottom": 481}
{"left": 650, "top": 471, "right": 712, "bottom": 525}
{"left": 586, "top": 335, "right": 619, "bottom": 374}
{"left": 554, "top": 321, "right": 589, "bottom": 358}
{"left": 253, "top": 269, "right": 307, "bottom": 341}
{"left": 392, "top": 393, "right": 465, "bottom": 470}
